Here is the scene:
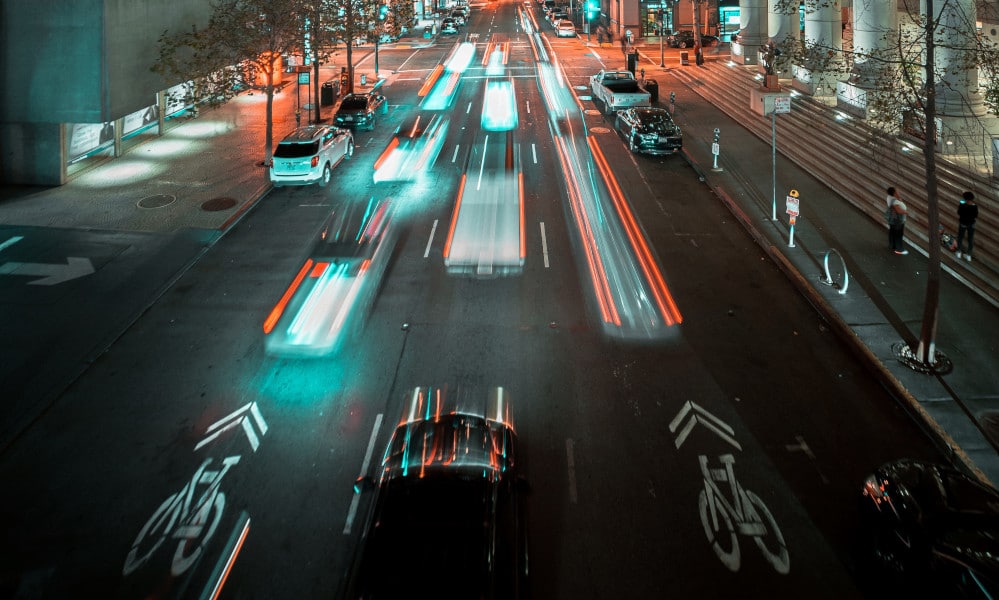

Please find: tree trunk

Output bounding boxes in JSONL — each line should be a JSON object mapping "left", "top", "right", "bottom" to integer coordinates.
{"left": 917, "top": 0, "right": 941, "bottom": 365}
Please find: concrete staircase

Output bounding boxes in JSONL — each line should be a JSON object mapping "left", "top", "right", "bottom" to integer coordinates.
{"left": 665, "top": 58, "right": 998, "bottom": 308}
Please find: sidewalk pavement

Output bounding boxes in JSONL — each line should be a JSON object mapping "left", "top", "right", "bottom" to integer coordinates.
{"left": 1, "top": 32, "right": 997, "bottom": 487}
{"left": 608, "top": 40, "right": 999, "bottom": 485}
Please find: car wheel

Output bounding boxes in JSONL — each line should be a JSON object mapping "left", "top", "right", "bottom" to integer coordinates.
{"left": 679, "top": 41, "right": 688, "bottom": 48}
{"left": 345, "top": 141, "right": 354, "bottom": 160}
{"left": 369, "top": 117, "right": 376, "bottom": 131}
{"left": 319, "top": 163, "right": 332, "bottom": 188}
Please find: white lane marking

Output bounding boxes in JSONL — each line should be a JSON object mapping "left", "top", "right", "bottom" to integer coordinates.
{"left": 466, "top": 101, "right": 473, "bottom": 114}
{"left": 532, "top": 143, "right": 537, "bottom": 164}
{"left": 0, "top": 236, "right": 24, "bottom": 252}
{"left": 344, "top": 413, "right": 384, "bottom": 535}
{"left": 476, "top": 134, "right": 489, "bottom": 190}
{"left": 566, "top": 438, "right": 578, "bottom": 504}
{"left": 526, "top": 100, "right": 531, "bottom": 114}
{"left": 451, "top": 145, "right": 460, "bottom": 163}
{"left": 425, "top": 219, "right": 439, "bottom": 258}
{"left": 540, "top": 222, "right": 550, "bottom": 268}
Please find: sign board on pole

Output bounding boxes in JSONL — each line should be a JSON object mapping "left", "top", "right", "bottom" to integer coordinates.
{"left": 786, "top": 196, "right": 799, "bottom": 216}
{"left": 774, "top": 95, "right": 791, "bottom": 114}
{"left": 711, "top": 142, "right": 719, "bottom": 156}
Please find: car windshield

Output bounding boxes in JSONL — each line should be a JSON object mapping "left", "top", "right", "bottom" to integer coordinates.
{"left": 274, "top": 141, "right": 319, "bottom": 158}
{"left": 340, "top": 97, "right": 368, "bottom": 110}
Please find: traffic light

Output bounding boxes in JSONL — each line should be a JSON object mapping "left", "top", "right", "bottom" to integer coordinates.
{"left": 586, "top": 0, "right": 598, "bottom": 21}
{"left": 378, "top": 4, "right": 388, "bottom": 20}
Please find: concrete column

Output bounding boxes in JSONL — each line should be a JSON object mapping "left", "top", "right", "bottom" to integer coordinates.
{"left": 923, "top": 0, "right": 986, "bottom": 119}
{"left": 767, "top": 0, "right": 797, "bottom": 45}
{"left": 792, "top": 0, "right": 844, "bottom": 97}
{"left": 732, "top": 0, "right": 767, "bottom": 64}
{"left": 851, "top": 0, "right": 896, "bottom": 87}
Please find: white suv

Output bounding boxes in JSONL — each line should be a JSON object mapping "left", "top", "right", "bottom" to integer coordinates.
{"left": 270, "top": 125, "right": 354, "bottom": 188}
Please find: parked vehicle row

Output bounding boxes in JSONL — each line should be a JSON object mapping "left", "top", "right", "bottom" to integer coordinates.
{"left": 269, "top": 91, "right": 387, "bottom": 188}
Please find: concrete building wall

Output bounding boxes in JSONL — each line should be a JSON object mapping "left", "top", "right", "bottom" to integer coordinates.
{"left": 0, "top": 0, "right": 212, "bottom": 185}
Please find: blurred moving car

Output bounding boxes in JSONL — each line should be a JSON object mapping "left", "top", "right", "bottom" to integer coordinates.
{"left": 450, "top": 10, "right": 466, "bottom": 25}
{"left": 373, "top": 113, "right": 449, "bottom": 182}
{"left": 555, "top": 19, "right": 576, "bottom": 38}
{"left": 344, "top": 386, "right": 529, "bottom": 599}
{"left": 334, "top": 92, "right": 387, "bottom": 131}
{"left": 666, "top": 30, "right": 719, "bottom": 48}
{"left": 441, "top": 17, "right": 459, "bottom": 34}
{"left": 614, "top": 107, "right": 683, "bottom": 155}
{"left": 262, "top": 198, "right": 395, "bottom": 357}
{"left": 859, "top": 459, "right": 999, "bottom": 598}
{"left": 269, "top": 125, "right": 353, "bottom": 188}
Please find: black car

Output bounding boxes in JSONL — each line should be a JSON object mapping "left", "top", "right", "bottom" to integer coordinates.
{"left": 859, "top": 459, "right": 999, "bottom": 598}
{"left": 666, "top": 30, "right": 719, "bottom": 48}
{"left": 334, "top": 92, "right": 387, "bottom": 131}
{"left": 614, "top": 107, "right": 683, "bottom": 155}
{"left": 343, "top": 386, "right": 529, "bottom": 599}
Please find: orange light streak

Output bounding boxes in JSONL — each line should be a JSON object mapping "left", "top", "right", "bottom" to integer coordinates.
{"left": 518, "top": 172, "right": 526, "bottom": 260}
{"left": 206, "top": 518, "right": 250, "bottom": 600}
{"left": 373, "top": 137, "right": 399, "bottom": 171}
{"left": 309, "top": 262, "right": 328, "bottom": 278}
{"left": 442, "top": 174, "right": 468, "bottom": 259}
{"left": 587, "top": 138, "right": 683, "bottom": 326}
{"left": 263, "top": 260, "right": 314, "bottom": 334}
{"left": 553, "top": 137, "right": 618, "bottom": 324}
{"left": 418, "top": 65, "right": 444, "bottom": 97}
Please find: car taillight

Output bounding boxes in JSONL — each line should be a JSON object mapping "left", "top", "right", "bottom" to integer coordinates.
{"left": 311, "top": 156, "right": 320, "bottom": 168}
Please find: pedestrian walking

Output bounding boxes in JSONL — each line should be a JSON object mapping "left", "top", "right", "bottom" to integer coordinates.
{"left": 956, "top": 190, "right": 978, "bottom": 262}
{"left": 885, "top": 186, "right": 909, "bottom": 255}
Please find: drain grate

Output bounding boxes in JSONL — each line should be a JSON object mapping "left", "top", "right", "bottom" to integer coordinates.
{"left": 590, "top": 127, "right": 611, "bottom": 134}
{"left": 201, "top": 197, "right": 237, "bottom": 212}
{"left": 137, "top": 194, "right": 176, "bottom": 209}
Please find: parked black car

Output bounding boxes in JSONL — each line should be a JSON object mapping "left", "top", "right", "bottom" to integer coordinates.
{"left": 666, "top": 30, "right": 719, "bottom": 48}
{"left": 614, "top": 107, "right": 683, "bottom": 155}
{"left": 859, "top": 459, "right": 999, "bottom": 598}
{"left": 334, "top": 92, "right": 387, "bottom": 131}
{"left": 343, "top": 386, "right": 529, "bottom": 599}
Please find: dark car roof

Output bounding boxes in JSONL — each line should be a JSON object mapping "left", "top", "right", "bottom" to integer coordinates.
{"left": 339, "top": 94, "right": 374, "bottom": 110}
{"left": 349, "top": 411, "right": 521, "bottom": 599}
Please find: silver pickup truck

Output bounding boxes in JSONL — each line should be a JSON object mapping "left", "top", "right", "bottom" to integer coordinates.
{"left": 589, "top": 70, "right": 652, "bottom": 113}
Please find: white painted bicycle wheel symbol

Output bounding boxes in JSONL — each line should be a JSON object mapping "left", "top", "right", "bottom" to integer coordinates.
{"left": 122, "top": 456, "right": 239, "bottom": 577}
{"left": 698, "top": 454, "right": 790, "bottom": 574}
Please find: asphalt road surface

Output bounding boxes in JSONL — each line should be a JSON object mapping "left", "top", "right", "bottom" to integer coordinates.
{"left": 0, "top": 2, "right": 947, "bottom": 599}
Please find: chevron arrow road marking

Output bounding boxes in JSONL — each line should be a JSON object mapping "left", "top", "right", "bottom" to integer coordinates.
{"left": 668, "top": 400, "right": 742, "bottom": 451}
{"left": 195, "top": 402, "right": 269, "bottom": 452}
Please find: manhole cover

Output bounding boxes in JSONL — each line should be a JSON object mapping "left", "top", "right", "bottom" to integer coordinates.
{"left": 137, "top": 194, "right": 176, "bottom": 209}
{"left": 201, "top": 197, "right": 238, "bottom": 212}
{"left": 574, "top": 85, "right": 588, "bottom": 90}
{"left": 578, "top": 95, "right": 593, "bottom": 101}
{"left": 584, "top": 109, "right": 602, "bottom": 115}
{"left": 590, "top": 127, "right": 611, "bottom": 133}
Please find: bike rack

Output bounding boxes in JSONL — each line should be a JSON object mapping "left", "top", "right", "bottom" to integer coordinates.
{"left": 819, "top": 248, "right": 849, "bottom": 295}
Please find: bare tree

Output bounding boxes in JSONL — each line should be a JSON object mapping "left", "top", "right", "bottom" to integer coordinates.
{"left": 774, "top": 0, "right": 999, "bottom": 369}
{"left": 153, "top": 0, "right": 309, "bottom": 165}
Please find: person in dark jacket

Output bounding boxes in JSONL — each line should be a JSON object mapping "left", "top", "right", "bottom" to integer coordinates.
{"left": 956, "top": 191, "right": 979, "bottom": 262}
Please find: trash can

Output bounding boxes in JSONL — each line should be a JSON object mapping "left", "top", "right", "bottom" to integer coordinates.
{"left": 321, "top": 80, "right": 337, "bottom": 106}
{"left": 424, "top": 25, "right": 433, "bottom": 39}
{"left": 626, "top": 51, "right": 638, "bottom": 75}
{"left": 643, "top": 79, "right": 659, "bottom": 104}
{"left": 680, "top": 51, "right": 689, "bottom": 65}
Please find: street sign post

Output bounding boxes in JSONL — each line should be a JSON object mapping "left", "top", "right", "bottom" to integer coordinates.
{"left": 786, "top": 189, "right": 800, "bottom": 247}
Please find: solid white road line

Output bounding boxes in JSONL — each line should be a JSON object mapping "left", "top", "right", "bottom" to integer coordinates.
{"left": 343, "top": 413, "right": 384, "bottom": 535}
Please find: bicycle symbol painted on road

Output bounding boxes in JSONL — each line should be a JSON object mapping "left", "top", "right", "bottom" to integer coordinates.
{"left": 698, "top": 453, "right": 790, "bottom": 574}
{"left": 123, "top": 455, "right": 240, "bottom": 576}
{"left": 122, "top": 401, "right": 267, "bottom": 579}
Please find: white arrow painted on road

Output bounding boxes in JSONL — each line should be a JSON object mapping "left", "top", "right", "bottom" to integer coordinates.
{"left": 0, "top": 257, "right": 95, "bottom": 285}
{"left": 195, "top": 402, "right": 269, "bottom": 453}
{"left": 668, "top": 400, "right": 742, "bottom": 451}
